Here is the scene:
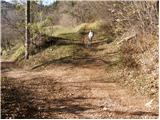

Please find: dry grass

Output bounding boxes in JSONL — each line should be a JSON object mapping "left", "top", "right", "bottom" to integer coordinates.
{"left": 119, "top": 33, "right": 158, "bottom": 98}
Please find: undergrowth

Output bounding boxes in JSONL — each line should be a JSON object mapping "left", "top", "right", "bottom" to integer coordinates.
{"left": 120, "top": 33, "right": 158, "bottom": 99}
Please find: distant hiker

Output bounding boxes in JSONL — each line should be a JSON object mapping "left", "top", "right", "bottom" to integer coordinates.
{"left": 80, "top": 31, "right": 87, "bottom": 46}
{"left": 80, "top": 26, "right": 88, "bottom": 47}
{"left": 88, "top": 30, "right": 94, "bottom": 47}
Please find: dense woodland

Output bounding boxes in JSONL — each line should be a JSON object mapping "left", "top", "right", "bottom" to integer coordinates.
{"left": 1, "top": 0, "right": 159, "bottom": 119}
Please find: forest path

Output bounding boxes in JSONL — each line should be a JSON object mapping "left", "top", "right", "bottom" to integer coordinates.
{"left": 1, "top": 63, "right": 158, "bottom": 119}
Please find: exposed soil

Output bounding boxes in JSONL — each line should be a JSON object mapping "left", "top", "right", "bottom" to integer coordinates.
{"left": 1, "top": 63, "right": 159, "bottom": 119}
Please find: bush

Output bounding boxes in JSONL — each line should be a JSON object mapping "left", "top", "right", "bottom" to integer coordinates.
{"left": 120, "top": 33, "right": 158, "bottom": 97}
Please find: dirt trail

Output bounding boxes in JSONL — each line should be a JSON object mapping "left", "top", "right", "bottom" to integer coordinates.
{"left": 1, "top": 64, "right": 158, "bottom": 119}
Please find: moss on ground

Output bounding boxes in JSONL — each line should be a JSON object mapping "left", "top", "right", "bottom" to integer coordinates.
{"left": 19, "top": 44, "right": 83, "bottom": 69}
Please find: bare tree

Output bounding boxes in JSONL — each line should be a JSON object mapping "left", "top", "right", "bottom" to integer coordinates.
{"left": 25, "top": 0, "right": 30, "bottom": 59}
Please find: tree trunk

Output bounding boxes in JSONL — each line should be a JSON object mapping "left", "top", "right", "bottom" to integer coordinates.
{"left": 25, "top": 0, "right": 30, "bottom": 59}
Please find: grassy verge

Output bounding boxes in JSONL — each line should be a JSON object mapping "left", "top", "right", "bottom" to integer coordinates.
{"left": 30, "top": 20, "right": 111, "bottom": 41}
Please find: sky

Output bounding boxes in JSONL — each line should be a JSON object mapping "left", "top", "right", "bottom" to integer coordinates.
{"left": 4, "top": 0, "right": 55, "bottom": 6}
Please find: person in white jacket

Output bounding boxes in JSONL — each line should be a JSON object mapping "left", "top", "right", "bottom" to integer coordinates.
{"left": 88, "top": 30, "right": 94, "bottom": 47}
